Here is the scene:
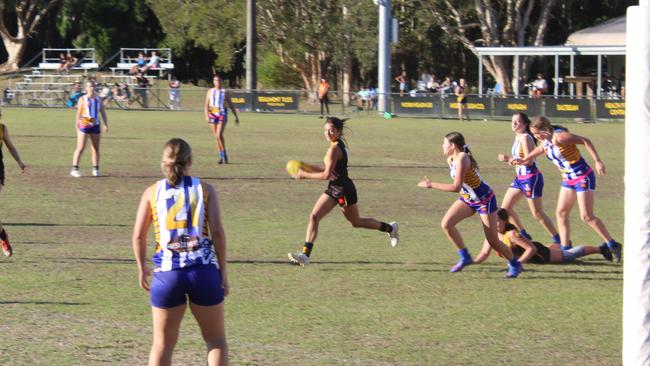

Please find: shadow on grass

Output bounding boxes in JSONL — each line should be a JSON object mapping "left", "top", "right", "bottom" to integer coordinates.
{"left": 0, "top": 301, "right": 90, "bottom": 305}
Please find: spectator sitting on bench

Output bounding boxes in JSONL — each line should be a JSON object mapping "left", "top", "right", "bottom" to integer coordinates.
{"left": 56, "top": 53, "right": 67, "bottom": 74}
{"left": 141, "top": 51, "right": 160, "bottom": 73}
{"left": 111, "top": 83, "right": 129, "bottom": 103}
{"left": 130, "top": 52, "right": 147, "bottom": 74}
{"left": 63, "top": 53, "right": 78, "bottom": 74}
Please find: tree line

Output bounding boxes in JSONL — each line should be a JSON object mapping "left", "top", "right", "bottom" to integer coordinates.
{"left": 0, "top": 0, "right": 633, "bottom": 93}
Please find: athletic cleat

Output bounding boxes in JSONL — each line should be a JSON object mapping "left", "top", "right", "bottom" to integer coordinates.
{"left": 288, "top": 252, "right": 310, "bottom": 266}
{"left": 92, "top": 168, "right": 100, "bottom": 177}
{"left": 1, "top": 233, "right": 12, "bottom": 257}
{"left": 599, "top": 243, "right": 613, "bottom": 262}
{"left": 607, "top": 241, "right": 622, "bottom": 263}
{"left": 389, "top": 221, "right": 399, "bottom": 247}
{"left": 70, "top": 168, "right": 81, "bottom": 178}
{"left": 505, "top": 262, "right": 522, "bottom": 278}
{"left": 218, "top": 159, "right": 224, "bottom": 165}
{"left": 450, "top": 258, "right": 473, "bottom": 273}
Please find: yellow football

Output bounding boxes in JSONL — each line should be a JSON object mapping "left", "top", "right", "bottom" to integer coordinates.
{"left": 286, "top": 160, "right": 313, "bottom": 176}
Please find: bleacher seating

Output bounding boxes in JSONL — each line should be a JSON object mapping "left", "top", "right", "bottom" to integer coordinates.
{"left": 32, "top": 48, "right": 98, "bottom": 75}
{"left": 110, "top": 48, "right": 174, "bottom": 78}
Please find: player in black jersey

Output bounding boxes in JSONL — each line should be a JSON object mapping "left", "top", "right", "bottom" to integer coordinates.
{"left": 288, "top": 117, "right": 399, "bottom": 266}
{"left": 474, "top": 209, "right": 613, "bottom": 265}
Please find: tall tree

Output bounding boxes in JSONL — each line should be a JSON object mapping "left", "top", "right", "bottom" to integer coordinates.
{"left": 147, "top": 0, "right": 245, "bottom": 72}
{"left": 421, "top": 0, "right": 557, "bottom": 93}
{"left": 0, "top": 0, "right": 62, "bottom": 72}
{"left": 57, "top": 0, "right": 163, "bottom": 61}
{"left": 258, "top": 0, "right": 377, "bottom": 98}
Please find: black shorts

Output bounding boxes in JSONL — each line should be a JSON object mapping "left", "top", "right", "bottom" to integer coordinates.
{"left": 513, "top": 241, "right": 551, "bottom": 264}
{"left": 324, "top": 179, "right": 358, "bottom": 207}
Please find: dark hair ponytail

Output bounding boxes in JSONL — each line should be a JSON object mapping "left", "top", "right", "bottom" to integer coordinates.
{"left": 326, "top": 116, "right": 351, "bottom": 147}
{"left": 445, "top": 131, "right": 477, "bottom": 169}
{"left": 514, "top": 112, "right": 538, "bottom": 144}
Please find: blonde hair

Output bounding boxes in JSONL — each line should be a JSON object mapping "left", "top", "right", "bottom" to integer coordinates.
{"left": 161, "top": 138, "right": 192, "bottom": 186}
{"left": 531, "top": 116, "right": 568, "bottom": 134}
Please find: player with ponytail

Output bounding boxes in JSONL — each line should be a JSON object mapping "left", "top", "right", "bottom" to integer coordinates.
{"left": 417, "top": 132, "right": 523, "bottom": 278}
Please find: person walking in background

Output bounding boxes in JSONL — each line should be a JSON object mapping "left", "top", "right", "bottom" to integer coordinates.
{"left": 0, "top": 113, "right": 28, "bottom": 257}
{"left": 395, "top": 70, "right": 408, "bottom": 97}
{"left": 287, "top": 117, "right": 399, "bottom": 266}
{"left": 417, "top": 132, "right": 523, "bottom": 278}
{"left": 204, "top": 75, "right": 240, "bottom": 165}
{"left": 510, "top": 116, "right": 623, "bottom": 262}
{"left": 132, "top": 138, "right": 229, "bottom": 366}
{"left": 455, "top": 78, "right": 469, "bottom": 121}
{"left": 497, "top": 113, "right": 560, "bottom": 244}
{"left": 169, "top": 77, "right": 181, "bottom": 110}
{"left": 71, "top": 81, "right": 108, "bottom": 178}
{"left": 318, "top": 78, "right": 330, "bottom": 118}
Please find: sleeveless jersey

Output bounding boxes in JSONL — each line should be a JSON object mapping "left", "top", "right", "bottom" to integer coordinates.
{"left": 78, "top": 95, "right": 102, "bottom": 127}
{"left": 448, "top": 156, "right": 493, "bottom": 203}
{"left": 503, "top": 226, "right": 551, "bottom": 264}
{"left": 326, "top": 140, "right": 350, "bottom": 183}
{"left": 208, "top": 88, "right": 227, "bottom": 117}
{"left": 543, "top": 128, "right": 591, "bottom": 181}
{"left": 150, "top": 176, "right": 217, "bottom": 271}
{"left": 512, "top": 134, "right": 538, "bottom": 176}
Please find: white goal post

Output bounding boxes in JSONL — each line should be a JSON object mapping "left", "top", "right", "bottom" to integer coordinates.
{"left": 623, "top": 1, "right": 650, "bottom": 365}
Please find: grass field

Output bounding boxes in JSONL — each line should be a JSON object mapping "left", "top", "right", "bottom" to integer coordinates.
{"left": 0, "top": 108, "right": 623, "bottom": 365}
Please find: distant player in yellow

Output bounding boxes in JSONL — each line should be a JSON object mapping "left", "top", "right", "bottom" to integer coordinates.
{"left": 204, "top": 75, "right": 239, "bottom": 164}
{"left": 287, "top": 117, "right": 399, "bottom": 266}
{"left": 0, "top": 113, "right": 28, "bottom": 257}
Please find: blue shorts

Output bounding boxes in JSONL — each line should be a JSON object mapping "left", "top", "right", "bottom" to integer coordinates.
{"left": 459, "top": 193, "right": 498, "bottom": 215}
{"left": 150, "top": 264, "right": 224, "bottom": 308}
{"left": 208, "top": 114, "right": 228, "bottom": 124}
{"left": 79, "top": 125, "right": 100, "bottom": 134}
{"left": 509, "top": 172, "right": 544, "bottom": 199}
{"left": 561, "top": 170, "right": 596, "bottom": 193}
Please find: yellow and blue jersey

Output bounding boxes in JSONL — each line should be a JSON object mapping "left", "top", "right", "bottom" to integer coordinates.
{"left": 208, "top": 88, "right": 227, "bottom": 117}
{"left": 448, "top": 156, "right": 493, "bottom": 203}
{"left": 543, "top": 129, "right": 591, "bottom": 181}
{"left": 150, "top": 176, "right": 217, "bottom": 271}
{"left": 512, "top": 134, "right": 538, "bottom": 176}
{"left": 79, "top": 95, "right": 101, "bottom": 126}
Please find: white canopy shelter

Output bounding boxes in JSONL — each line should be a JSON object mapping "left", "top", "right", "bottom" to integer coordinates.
{"left": 476, "top": 17, "right": 627, "bottom": 97}
{"left": 476, "top": 46, "right": 625, "bottom": 97}
{"left": 566, "top": 16, "right": 626, "bottom": 46}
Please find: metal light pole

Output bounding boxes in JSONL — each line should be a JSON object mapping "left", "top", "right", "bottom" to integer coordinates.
{"left": 376, "top": 0, "right": 391, "bottom": 113}
{"left": 246, "top": 0, "right": 257, "bottom": 91}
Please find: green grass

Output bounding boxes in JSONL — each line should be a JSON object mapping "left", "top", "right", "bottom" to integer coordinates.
{"left": 0, "top": 108, "right": 622, "bottom": 365}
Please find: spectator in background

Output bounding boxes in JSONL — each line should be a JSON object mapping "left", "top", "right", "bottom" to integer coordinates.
{"left": 67, "top": 81, "right": 84, "bottom": 108}
{"left": 426, "top": 75, "right": 440, "bottom": 93}
{"left": 356, "top": 87, "right": 370, "bottom": 112}
{"left": 141, "top": 51, "right": 161, "bottom": 73}
{"left": 438, "top": 76, "right": 452, "bottom": 94}
{"left": 531, "top": 73, "right": 548, "bottom": 98}
{"left": 368, "top": 86, "right": 378, "bottom": 108}
{"left": 169, "top": 77, "right": 181, "bottom": 110}
{"left": 318, "top": 78, "right": 330, "bottom": 118}
{"left": 395, "top": 70, "right": 408, "bottom": 97}
{"left": 63, "top": 53, "right": 78, "bottom": 73}
{"left": 133, "top": 71, "right": 150, "bottom": 108}
{"left": 3, "top": 88, "right": 14, "bottom": 105}
{"left": 130, "top": 52, "right": 147, "bottom": 74}
{"left": 56, "top": 53, "right": 68, "bottom": 74}
{"left": 111, "top": 83, "right": 129, "bottom": 105}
